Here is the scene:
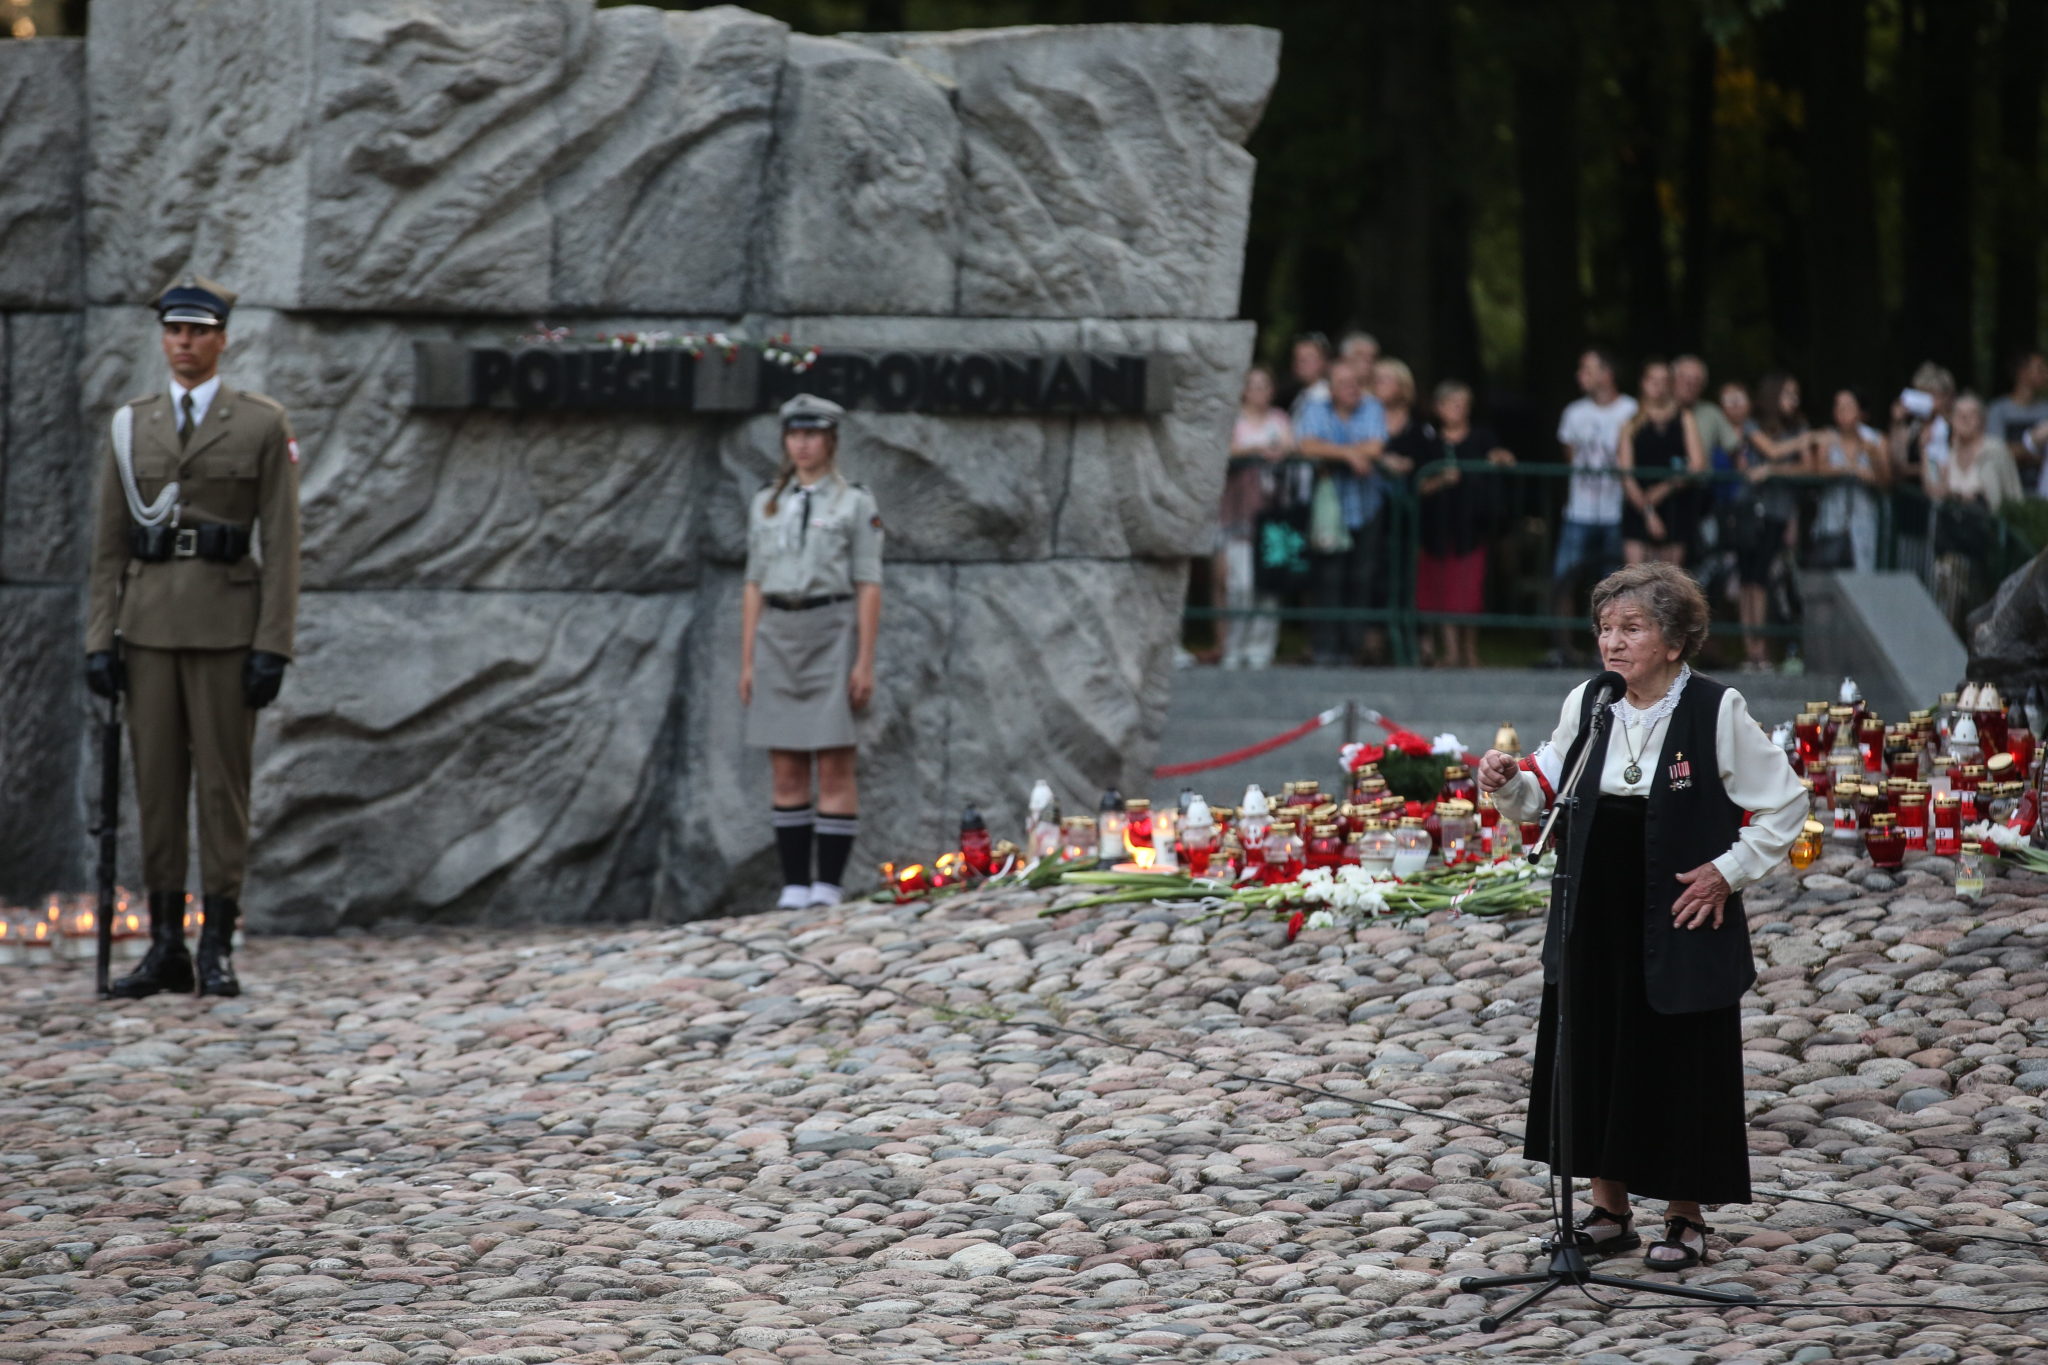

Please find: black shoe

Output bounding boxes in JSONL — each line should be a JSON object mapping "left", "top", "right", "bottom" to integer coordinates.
{"left": 196, "top": 895, "right": 241, "bottom": 997}
{"left": 108, "top": 891, "right": 194, "bottom": 999}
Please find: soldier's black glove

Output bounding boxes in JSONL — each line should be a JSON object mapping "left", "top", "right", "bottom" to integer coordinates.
{"left": 85, "top": 651, "right": 125, "bottom": 699}
{"left": 243, "top": 651, "right": 289, "bottom": 710}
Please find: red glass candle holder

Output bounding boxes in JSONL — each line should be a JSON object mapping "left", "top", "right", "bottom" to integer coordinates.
{"left": 2009, "top": 725, "right": 2037, "bottom": 773}
{"left": 1897, "top": 794, "right": 1928, "bottom": 851}
{"left": 1932, "top": 795, "right": 1961, "bottom": 857}
{"left": 1305, "top": 824, "right": 1343, "bottom": 871}
{"left": 1864, "top": 815, "right": 1905, "bottom": 869}
{"left": 1795, "top": 712, "right": 1824, "bottom": 767}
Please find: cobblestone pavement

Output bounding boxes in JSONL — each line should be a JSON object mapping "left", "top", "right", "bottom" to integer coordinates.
{"left": 7, "top": 852, "right": 2048, "bottom": 1364}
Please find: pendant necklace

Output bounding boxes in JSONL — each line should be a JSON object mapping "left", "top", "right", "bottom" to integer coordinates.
{"left": 1619, "top": 710, "right": 1650, "bottom": 786}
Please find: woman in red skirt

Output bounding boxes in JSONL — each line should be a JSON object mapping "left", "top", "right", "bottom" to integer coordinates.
{"left": 1416, "top": 380, "right": 1515, "bottom": 668}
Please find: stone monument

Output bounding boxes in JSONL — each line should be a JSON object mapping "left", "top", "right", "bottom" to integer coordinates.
{"left": 0, "top": 2, "right": 1277, "bottom": 928}
{"left": 1966, "top": 547, "right": 2048, "bottom": 696}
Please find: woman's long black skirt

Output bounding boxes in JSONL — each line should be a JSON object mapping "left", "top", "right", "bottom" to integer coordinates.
{"left": 1525, "top": 796, "right": 1751, "bottom": 1204}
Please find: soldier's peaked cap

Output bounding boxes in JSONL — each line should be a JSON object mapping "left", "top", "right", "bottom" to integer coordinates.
{"left": 779, "top": 393, "right": 844, "bottom": 430}
{"left": 154, "top": 274, "right": 237, "bottom": 328}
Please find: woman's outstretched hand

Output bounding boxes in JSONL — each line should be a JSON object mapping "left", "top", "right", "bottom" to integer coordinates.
{"left": 1672, "top": 862, "right": 1731, "bottom": 929}
{"left": 1476, "top": 749, "right": 1520, "bottom": 793}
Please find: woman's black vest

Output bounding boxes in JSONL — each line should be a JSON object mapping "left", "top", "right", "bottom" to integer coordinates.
{"left": 1542, "top": 671, "right": 1757, "bottom": 1014}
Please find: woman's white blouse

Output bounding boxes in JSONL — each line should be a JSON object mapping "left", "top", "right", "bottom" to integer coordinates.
{"left": 1493, "top": 671, "right": 1807, "bottom": 890}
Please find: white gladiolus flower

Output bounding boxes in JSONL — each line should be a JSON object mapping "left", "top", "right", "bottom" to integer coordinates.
{"left": 1431, "top": 733, "right": 1465, "bottom": 757}
{"left": 1967, "top": 821, "right": 2026, "bottom": 852}
{"left": 1305, "top": 910, "right": 1338, "bottom": 930}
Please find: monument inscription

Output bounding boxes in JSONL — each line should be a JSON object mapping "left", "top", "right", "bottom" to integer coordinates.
{"left": 412, "top": 340, "right": 1174, "bottom": 416}
{"left": 0, "top": 3, "right": 1277, "bottom": 923}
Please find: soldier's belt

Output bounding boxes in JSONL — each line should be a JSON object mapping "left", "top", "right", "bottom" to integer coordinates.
{"left": 129, "top": 522, "right": 252, "bottom": 564}
{"left": 764, "top": 592, "right": 854, "bottom": 611}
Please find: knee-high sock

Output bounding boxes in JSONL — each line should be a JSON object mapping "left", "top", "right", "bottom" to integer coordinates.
{"left": 814, "top": 812, "right": 858, "bottom": 888}
{"left": 772, "top": 805, "right": 814, "bottom": 888}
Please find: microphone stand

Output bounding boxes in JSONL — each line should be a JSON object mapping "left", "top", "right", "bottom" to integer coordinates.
{"left": 1460, "top": 691, "right": 1759, "bottom": 1330}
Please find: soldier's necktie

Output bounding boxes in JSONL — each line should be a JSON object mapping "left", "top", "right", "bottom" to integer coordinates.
{"left": 178, "top": 393, "right": 196, "bottom": 449}
{"left": 799, "top": 487, "right": 811, "bottom": 550}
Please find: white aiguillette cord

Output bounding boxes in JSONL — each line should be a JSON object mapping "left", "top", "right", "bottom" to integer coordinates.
{"left": 112, "top": 405, "right": 179, "bottom": 528}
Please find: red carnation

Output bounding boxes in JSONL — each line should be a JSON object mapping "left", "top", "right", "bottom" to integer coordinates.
{"left": 1388, "top": 729, "right": 1431, "bottom": 758}
{"left": 1286, "top": 910, "right": 1306, "bottom": 941}
{"left": 1345, "top": 743, "right": 1386, "bottom": 771}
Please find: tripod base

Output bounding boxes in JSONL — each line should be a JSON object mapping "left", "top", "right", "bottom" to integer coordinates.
{"left": 1459, "top": 1240, "right": 1759, "bottom": 1331}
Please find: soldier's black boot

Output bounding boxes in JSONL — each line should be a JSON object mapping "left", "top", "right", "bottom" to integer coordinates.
{"left": 196, "top": 895, "right": 241, "bottom": 998}
{"left": 108, "top": 891, "right": 194, "bottom": 998}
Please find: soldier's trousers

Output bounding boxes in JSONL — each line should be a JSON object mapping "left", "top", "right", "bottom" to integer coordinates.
{"left": 124, "top": 645, "right": 256, "bottom": 899}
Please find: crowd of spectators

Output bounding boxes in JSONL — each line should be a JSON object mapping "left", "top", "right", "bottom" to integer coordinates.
{"left": 1208, "top": 336, "right": 2048, "bottom": 671}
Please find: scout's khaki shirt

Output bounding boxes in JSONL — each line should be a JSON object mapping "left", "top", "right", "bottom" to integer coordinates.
{"left": 85, "top": 384, "right": 302, "bottom": 657}
{"left": 744, "top": 475, "right": 883, "bottom": 598}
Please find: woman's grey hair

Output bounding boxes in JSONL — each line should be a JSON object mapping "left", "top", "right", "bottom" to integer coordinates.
{"left": 1589, "top": 562, "right": 1711, "bottom": 662}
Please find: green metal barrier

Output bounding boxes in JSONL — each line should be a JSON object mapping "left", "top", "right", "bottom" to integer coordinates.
{"left": 1192, "top": 458, "right": 2041, "bottom": 667}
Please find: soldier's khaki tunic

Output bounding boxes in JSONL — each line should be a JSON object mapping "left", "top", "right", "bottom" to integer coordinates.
{"left": 85, "top": 384, "right": 302, "bottom": 898}
{"left": 743, "top": 474, "right": 882, "bottom": 750}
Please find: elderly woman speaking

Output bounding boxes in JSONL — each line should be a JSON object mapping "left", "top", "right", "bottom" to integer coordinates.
{"left": 1478, "top": 563, "right": 1803, "bottom": 1271}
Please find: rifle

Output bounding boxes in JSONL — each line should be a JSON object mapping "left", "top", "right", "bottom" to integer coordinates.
{"left": 93, "top": 688, "right": 120, "bottom": 998}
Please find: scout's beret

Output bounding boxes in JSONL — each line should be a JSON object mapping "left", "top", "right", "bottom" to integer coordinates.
{"left": 779, "top": 393, "right": 845, "bottom": 430}
{"left": 154, "top": 274, "right": 238, "bottom": 328}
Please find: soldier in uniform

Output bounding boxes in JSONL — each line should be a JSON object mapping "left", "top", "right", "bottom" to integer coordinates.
{"left": 84, "top": 276, "right": 302, "bottom": 998}
{"left": 740, "top": 394, "right": 884, "bottom": 910}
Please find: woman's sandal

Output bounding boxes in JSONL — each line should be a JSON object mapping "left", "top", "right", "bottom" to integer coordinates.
{"left": 1644, "top": 1215, "right": 1711, "bottom": 1270}
{"left": 1558, "top": 1204, "right": 1640, "bottom": 1259}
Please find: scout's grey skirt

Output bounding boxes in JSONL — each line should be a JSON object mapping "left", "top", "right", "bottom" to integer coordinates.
{"left": 746, "top": 600, "right": 857, "bottom": 750}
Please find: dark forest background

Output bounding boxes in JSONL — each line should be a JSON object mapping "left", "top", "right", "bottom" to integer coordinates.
{"left": 24, "top": 0, "right": 2048, "bottom": 427}
{"left": 632, "top": 0, "right": 2048, "bottom": 438}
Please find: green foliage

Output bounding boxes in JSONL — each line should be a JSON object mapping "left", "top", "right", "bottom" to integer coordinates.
{"left": 2000, "top": 500, "right": 2048, "bottom": 557}
{"left": 610, "top": 0, "right": 2043, "bottom": 399}
{"left": 1374, "top": 751, "right": 1447, "bottom": 805}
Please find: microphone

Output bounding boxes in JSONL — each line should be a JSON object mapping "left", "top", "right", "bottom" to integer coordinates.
{"left": 1587, "top": 671, "right": 1627, "bottom": 732}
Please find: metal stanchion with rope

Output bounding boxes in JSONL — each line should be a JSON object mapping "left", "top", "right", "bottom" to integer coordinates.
{"left": 1149, "top": 698, "right": 1476, "bottom": 781}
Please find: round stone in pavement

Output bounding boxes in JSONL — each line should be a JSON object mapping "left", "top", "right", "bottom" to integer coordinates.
{"left": 1, "top": 857, "right": 2044, "bottom": 1362}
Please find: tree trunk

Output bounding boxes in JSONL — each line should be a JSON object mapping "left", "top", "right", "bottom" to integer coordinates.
{"left": 1756, "top": 8, "right": 1810, "bottom": 373}
{"left": 1353, "top": 0, "right": 1449, "bottom": 379}
{"left": 1613, "top": 0, "right": 1676, "bottom": 361}
{"left": 1994, "top": 0, "right": 2045, "bottom": 379}
{"left": 1898, "top": 0, "right": 1981, "bottom": 382}
{"left": 1677, "top": 34, "right": 1718, "bottom": 353}
{"left": 1434, "top": 182, "right": 1484, "bottom": 389}
{"left": 1512, "top": 0, "right": 1585, "bottom": 415}
{"left": 1798, "top": 0, "right": 1885, "bottom": 402}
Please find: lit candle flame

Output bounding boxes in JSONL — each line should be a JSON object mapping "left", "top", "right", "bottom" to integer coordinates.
{"left": 1122, "top": 827, "right": 1157, "bottom": 869}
